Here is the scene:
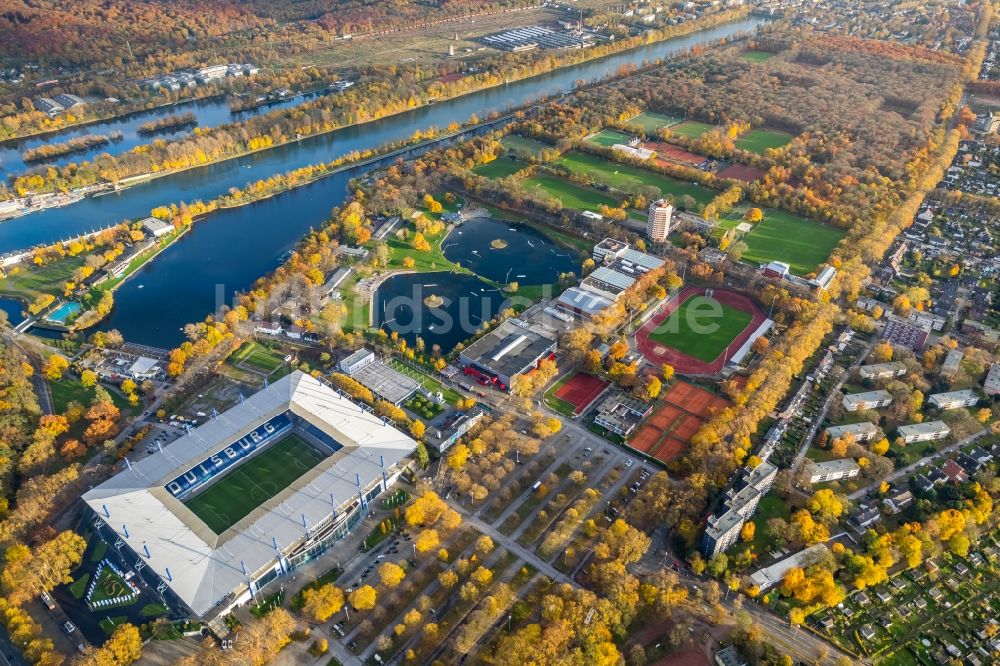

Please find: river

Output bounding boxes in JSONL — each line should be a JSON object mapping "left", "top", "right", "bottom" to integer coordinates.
{"left": 54, "top": 17, "right": 763, "bottom": 348}
{"left": 0, "top": 92, "right": 317, "bottom": 176}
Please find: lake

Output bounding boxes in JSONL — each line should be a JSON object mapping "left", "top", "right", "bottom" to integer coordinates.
{"left": 373, "top": 272, "right": 508, "bottom": 353}
{"left": 442, "top": 217, "right": 578, "bottom": 285}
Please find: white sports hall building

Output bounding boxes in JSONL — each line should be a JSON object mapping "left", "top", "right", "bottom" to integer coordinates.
{"left": 82, "top": 371, "right": 417, "bottom": 618}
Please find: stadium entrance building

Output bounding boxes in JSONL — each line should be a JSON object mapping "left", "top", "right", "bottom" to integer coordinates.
{"left": 82, "top": 371, "right": 417, "bottom": 618}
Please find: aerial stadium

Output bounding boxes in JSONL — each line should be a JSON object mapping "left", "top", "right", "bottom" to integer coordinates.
{"left": 81, "top": 371, "right": 417, "bottom": 618}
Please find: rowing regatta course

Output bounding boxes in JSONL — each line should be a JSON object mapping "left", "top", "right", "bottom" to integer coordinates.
{"left": 14, "top": 18, "right": 763, "bottom": 347}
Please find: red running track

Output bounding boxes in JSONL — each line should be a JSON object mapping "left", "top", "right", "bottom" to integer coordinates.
{"left": 635, "top": 286, "right": 766, "bottom": 375}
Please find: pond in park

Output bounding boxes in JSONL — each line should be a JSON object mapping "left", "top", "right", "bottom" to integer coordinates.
{"left": 373, "top": 272, "right": 508, "bottom": 353}
{"left": 441, "top": 217, "right": 578, "bottom": 286}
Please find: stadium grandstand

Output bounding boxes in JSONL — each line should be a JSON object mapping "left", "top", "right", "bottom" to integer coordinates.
{"left": 81, "top": 371, "right": 416, "bottom": 618}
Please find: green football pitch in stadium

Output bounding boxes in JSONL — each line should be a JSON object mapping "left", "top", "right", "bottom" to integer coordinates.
{"left": 648, "top": 298, "right": 752, "bottom": 363}
{"left": 183, "top": 433, "right": 328, "bottom": 534}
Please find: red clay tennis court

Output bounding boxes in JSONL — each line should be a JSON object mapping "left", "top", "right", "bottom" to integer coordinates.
{"left": 627, "top": 380, "right": 731, "bottom": 465}
{"left": 718, "top": 162, "right": 765, "bottom": 183}
{"left": 643, "top": 140, "right": 708, "bottom": 167}
{"left": 553, "top": 373, "right": 608, "bottom": 415}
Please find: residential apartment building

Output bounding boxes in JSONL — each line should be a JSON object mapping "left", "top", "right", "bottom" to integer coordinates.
{"left": 858, "top": 361, "right": 907, "bottom": 381}
{"left": 842, "top": 390, "right": 893, "bottom": 412}
{"left": 928, "top": 389, "right": 980, "bottom": 410}
{"left": 646, "top": 199, "right": 674, "bottom": 243}
{"left": 898, "top": 420, "right": 951, "bottom": 444}
{"left": 806, "top": 458, "right": 861, "bottom": 484}
{"left": 826, "top": 422, "right": 880, "bottom": 443}
{"left": 701, "top": 462, "right": 778, "bottom": 558}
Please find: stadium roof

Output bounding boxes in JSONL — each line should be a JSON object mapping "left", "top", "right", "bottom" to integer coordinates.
{"left": 82, "top": 371, "right": 416, "bottom": 617}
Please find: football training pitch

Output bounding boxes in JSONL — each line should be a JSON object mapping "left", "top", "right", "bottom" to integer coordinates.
{"left": 184, "top": 434, "right": 328, "bottom": 534}
{"left": 735, "top": 129, "right": 792, "bottom": 154}
{"left": 629, "top": 112, "right": 683, "bottom": 132}
{"left": 521, "top": 173, "right": 620, "bottom": 210}
{"left": 669, "top": 120, "right": 715, "bottom": 139}
{"left": 740, "top": 50, "right": 776, "bottom": 63}
{"left": 726, "top": 207, "right": 844, "bottom": 276}
{"left": 585, "top": 129, "right": 633, "bottom": 147}
{"left": 554, "top": 151, "right": 716, "bottom": 205}
{"left": 647, "top": 297, "right": 753, "bottom": 363}
{"left": 474, "top": 157, "right": 525, "bottom": 179}
{"left": 501, "top": 134, "right": 552, "bottom": 155}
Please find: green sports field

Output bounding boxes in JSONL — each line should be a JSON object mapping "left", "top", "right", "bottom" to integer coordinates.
{"left": 740, "top": 50, "right": 776, "bottom": 63}
{"left": 731, "top": 208, "right": 844, "bottom": 276}
{"left": 521, "top": 173, "right": 620, "bottom": 211}
{"left": 585, "top": 129, "right": 632, "bottom": 147}
{"left": 184, "top": 434, "right": 328, "bottom": 534}
{"left": 501, "top": 134, "right": 552, "bottom": 155}
{"left": 669, "top": 121, "right": 715, "bottom": 139}
{"left": 735, "top": 129, "right": 792, "bottom": 154}
{"left": 474, "top": 157, "right": 525, "bottom": 179}
{"left": 649, "top": 297, "right": 753, "bottom": 363}
{"left": 555, "top": 151, "right": 716, "bottom": 206}
{"left": 629, "top": 112, "right": 683, "bottom": 132}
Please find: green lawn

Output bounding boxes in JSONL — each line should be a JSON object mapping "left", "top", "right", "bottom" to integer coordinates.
{"left": 140, "top": 603, "right": 169, "bottom": 618}
{"left": 230, "top": 340, "right": 287, "bottom": 374}
{"left": 521, "top": 173, "right": 620, "bottom": 211}
{"left": 501, "top": 134, "right": 552, "bottom": 155}
{"left": 98, "top": 617, "right": 128, "bottom": 636}
{"left": 735, "top": 129, "right": 793, "bottom": 154}
{"left": 554, "top": 151, "right": 716, "bottom": 205}
{"left": 669, "top": 121, "right": 715, "bottom": 139}
{"left": 735, "top": 208, "right": 845, "bottom": 276}
{"left": 740, "top": 50, "right": 776, "bottom": 63}
{"left": 648, "top": 296, "right": 752, "bottom": 363}
{"left": 629, "top": 112, "right": 683, "bottom": 132}
{"left": 50, "top": 378, "right": 135, "bottom": 416}
{"left": 473, "top": 157, "right": 526, "bottom": 179}
{"left": 585, "top": 129, "right": 632, "bottom": 147}
{"left": 405, "top": 393, "right": 444, "bottom": 419}
{"left": 68, "top": 574, "right": 90, "bottom": 600}
{"left": 0, "top": 256, "right": 85, "bottom": 300}
{"left": 183, "top": 433, "right": 329, "bottom": 534}
{"left": 749, "top": 493, "right": 791, "bottom": 552}
{"left": 384, "top": 221, "right": 464, "bottom": 274}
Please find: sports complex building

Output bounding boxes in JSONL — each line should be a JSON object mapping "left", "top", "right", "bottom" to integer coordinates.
{"left": 82, "top": 371, "right": 417, "bottom": 618}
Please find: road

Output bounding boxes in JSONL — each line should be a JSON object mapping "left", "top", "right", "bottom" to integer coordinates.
{"left": 847, "top": 427, "right": 989, "bottom": 501}
{"left": 792, "top": 333, "right": 877, "bottom": 473}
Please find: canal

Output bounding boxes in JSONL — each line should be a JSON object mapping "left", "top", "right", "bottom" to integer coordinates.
{"left": 0, "top": 17, "right": 762, "bottom": 256}
{"left": 39, "top": 18, "right": 762, "bottom": 348}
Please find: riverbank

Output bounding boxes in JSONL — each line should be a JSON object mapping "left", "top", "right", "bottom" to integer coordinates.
{"left": 3, "top": 9, "right": 756, "bottom": 210}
